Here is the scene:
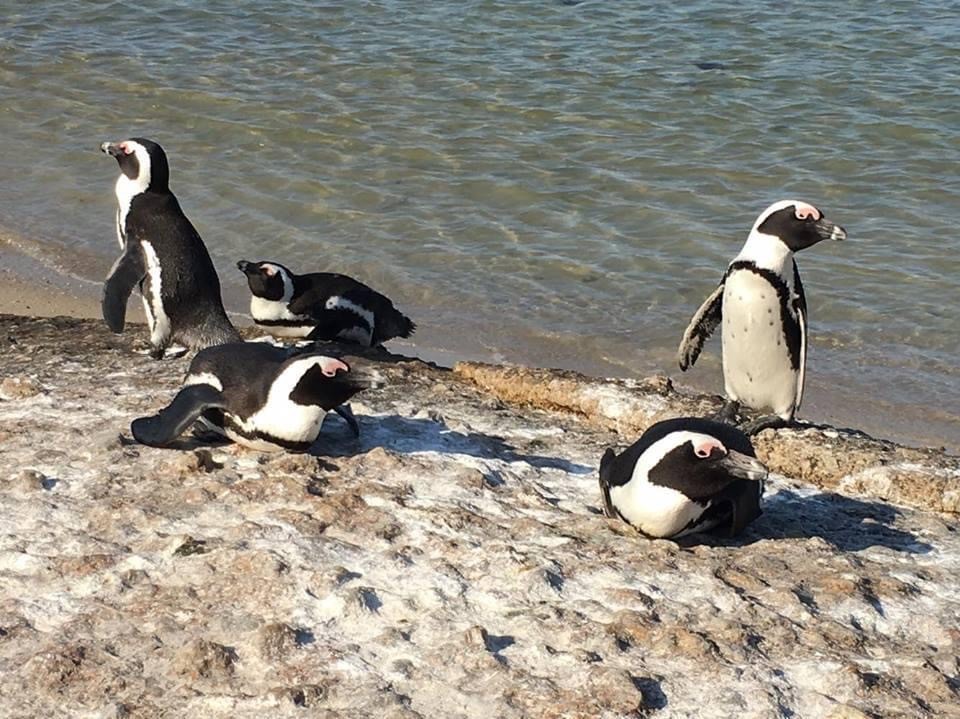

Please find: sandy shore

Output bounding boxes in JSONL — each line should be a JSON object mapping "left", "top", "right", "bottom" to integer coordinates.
{"left": 1, "top": 314, "right": 958, "bottom": 718}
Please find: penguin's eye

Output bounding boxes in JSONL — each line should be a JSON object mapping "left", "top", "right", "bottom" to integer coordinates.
{"left": 694, "top": 443, "right": 725, "bottom": 460}
{"left": 318, "top": 357, "right": 349, "bottom": 377}
{"left": 794, "top": 205, "right": 820, "bottom": 221}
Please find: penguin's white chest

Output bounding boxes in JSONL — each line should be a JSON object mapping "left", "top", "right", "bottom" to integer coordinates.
{"left": 609, "top": 481, "right": 708, "bottom": 538}
{"left": 721, "top": 270, "right": 798, "bottom": 417}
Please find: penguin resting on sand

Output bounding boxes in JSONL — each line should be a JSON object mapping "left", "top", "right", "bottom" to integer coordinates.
{"left": 237, "top": 260, "right": 415, "bottom": 346}
{"left": 100, "top": 137, "right": 239, "bottom": 358}
{"left": 598, "top": 417, "right": 767, "bottom": 539}
{"left": 131, "top": 342, "right": 381, "bottom": 451}
{"left": 677, "top": 200, "right": 846, "bottom": 434}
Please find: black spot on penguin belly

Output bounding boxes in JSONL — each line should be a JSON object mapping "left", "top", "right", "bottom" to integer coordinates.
{"left": 727, "top": 261, "right": 802, "bottom": 369}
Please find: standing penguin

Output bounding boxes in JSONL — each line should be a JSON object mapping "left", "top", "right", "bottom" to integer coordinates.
{"left": 100, "top": 137, "right": 239, "bottom": 358}
{"left": 598, "top": 417, "right": 767, "bottom": 539}
{"left": 237, "top": 259, "right": 416, "bottom": 346}
{"left": 131, "top": 342, "right": 381, "bottom": 451}
{"left": 677, "top": 200, "right": 846, "bottom": 433}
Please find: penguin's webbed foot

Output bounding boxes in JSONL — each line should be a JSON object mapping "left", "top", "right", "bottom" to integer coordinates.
{"left": 740, "top": 415, "right": 789, "bottom": 436}
{"left": 712, "top": 399, "right": 741, "bottom": 425}
{"left": 333, "top": 404, "right": 361, "bottom": 437}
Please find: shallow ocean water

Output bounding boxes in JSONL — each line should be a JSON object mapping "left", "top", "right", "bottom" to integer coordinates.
{"left": 0, "top": 1, "right": 957, "bottom": 449}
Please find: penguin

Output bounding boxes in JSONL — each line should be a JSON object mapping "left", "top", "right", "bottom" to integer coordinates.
{"left": 100, "top": 137, "right": 240, "bottom": 358}
{"left": 131, "top": 342, "right": 381, "bottom": 451}
{"left": 598, "top": 417, "right": 767, "bottom": 539}
{"left": 677, "top": 200, "right": 846, "bottom": 433}
{"left": 237, "top": 260, "right": 416, "bottom": 346}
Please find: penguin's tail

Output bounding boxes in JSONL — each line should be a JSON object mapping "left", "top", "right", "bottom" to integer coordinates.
{"left": 378, "top": 309, "right": 416, "bottom": 343}
{"left": 184, "top": 314, "right": 242, "bottom": 351}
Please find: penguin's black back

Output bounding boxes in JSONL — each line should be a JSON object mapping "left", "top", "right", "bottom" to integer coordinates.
{"left": 127, "top": 190, "right": 235, "bottom": 338}
{"left": 292, "top": 272, "right": 416, "bottom": 343}
{"left": 188, "top": 343, "right": 289, "bottom": 419}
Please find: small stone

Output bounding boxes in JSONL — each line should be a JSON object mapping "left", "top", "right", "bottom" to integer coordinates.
{"left": 0, "top": 376, "right": 43, "bottom": 400}
{"left": 173, "top": 639, "right": 236, "bottom": 681}
{"left": 173, "top": 537, "right": 209, "bottom": 557}
{"left": 464, "top": 625, "right": 488, "bottom": 646}
{"left": 257, "top": 622, "right": 298, "bottom": 662}
{"left": 585, "top": 666, "right": 643, "bottom": 715}
{"left": 14, "top": 469, "right": 46, "bottom": 491}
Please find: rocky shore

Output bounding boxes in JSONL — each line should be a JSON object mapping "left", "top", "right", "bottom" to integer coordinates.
{"left": 1, "top": 314, "right": 958, "bottom": 718}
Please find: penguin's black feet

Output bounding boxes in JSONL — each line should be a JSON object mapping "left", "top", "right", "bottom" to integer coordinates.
{"left": 712, "top": 399, "right": 741, "bottom": 425}
{"left": 333, "top": 404, "right": 361, "bottom": 437}
{"left": 149, "top": 346, "right": 166, "bottom": 360}
{"left": 740, "top": 415, "right": 789, "bottom": 436}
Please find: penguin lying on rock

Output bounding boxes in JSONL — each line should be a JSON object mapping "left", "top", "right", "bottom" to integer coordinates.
{"left": 238, "top": 260, "right": 416, "bottom": 346}
{"left": 599, "top": 418, "right": 767, "bottom": 539}
{"left": 677, "top": 200, "right": 846, "bottom": 434}
{"left": 100, "top": 137, "right": 239, "bottom": 358}
{"left": 131, "top": 342, "right": 382, "bottom": 451}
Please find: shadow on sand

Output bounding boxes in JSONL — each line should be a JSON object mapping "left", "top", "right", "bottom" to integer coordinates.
{"left": 684, "top": 487, "right": 933, "bottom": 554}
{"left": 313, "top": 412, "right": 593, "bottom": 476}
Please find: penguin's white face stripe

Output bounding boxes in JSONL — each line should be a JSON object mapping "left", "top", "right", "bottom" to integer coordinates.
{"left": 751, "top": 199, "right": 809, "bottom": 232}
{"left": 114, "top": 141, "right": 152, "bottom": 231}
{"left": 317, "top": 357, "right": 349, "bottom": 377}
{"left": 184, "top": 372, "right": 224, "bottom": 392}
{"left": 793, "top": 203, "right": 820, "bottom": 221}
{"left": 608, "top": 430, "right": 732, "bottom": 537}
{"left": 247, "top": 264, "right": 299, "bottom": 322}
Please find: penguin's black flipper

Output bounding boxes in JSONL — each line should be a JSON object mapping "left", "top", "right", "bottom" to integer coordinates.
{"left": 131, "top": 384, "right": 228, "bottom": 447}
{"left": 102, "top": 243, "right": 146, "bottom": 333}
{"left": 677, "top": 278, "right": 725, "bottom": 371}
{"left": 598, "top": 448, "right": 618, "bottom": 519}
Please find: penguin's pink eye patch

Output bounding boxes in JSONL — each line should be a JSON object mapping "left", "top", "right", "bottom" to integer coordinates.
{"left": 694, "top": 439, "right": 724, "bottom": 459}
{"left": 794, "top": 203, "right": 821, "bottom": 221}
{"left": 119, "top": 142, "right": 134, "bottom": 155}
{"left": 317, "top": 357, "right": 349, "bottom": 377}
{"left": 262, "top": 265, "right": 277, "bottom": 277}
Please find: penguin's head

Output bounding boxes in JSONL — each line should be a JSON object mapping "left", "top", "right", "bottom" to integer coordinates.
{"left": 646, "top": 431, "right": 768, "bottom": 494}
{"left": 287, "top": 354, "right": 384, "bottom": 410}
{"left": 238, "top": 260, "right": 294, "bottom": 301}
{"left": 751, "top": 200, "right": 846, "bottom": 252}
{"left": 100, "top": 137, "right": 170, "bottom": 193}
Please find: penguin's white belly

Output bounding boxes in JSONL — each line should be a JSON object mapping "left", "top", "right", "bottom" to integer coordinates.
{"left": 224, "top": 398, "right": 327, "bottom": 451}
{"left": 610, "top": 482, "right": 708, "bottom": 538}
{"left": 722, "top": 271, "right": 797, "bottom": 417}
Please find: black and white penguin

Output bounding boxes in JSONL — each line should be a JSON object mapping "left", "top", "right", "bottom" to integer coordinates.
{"left": 237, "top": 260, "right": 416, "bottom": 346}
{"left": 598, "top": 417, "right": 767, "bottom": 539}
{"left": 100, "top": 137, "right": 239, "bottom": 358}
{"left": 131, "top": 342, "right": 381, "bottom": 451}
{"left": 677, "top": 200, "right": 846, "bottom": 433}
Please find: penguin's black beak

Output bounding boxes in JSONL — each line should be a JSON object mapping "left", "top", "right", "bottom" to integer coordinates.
{"left": 100, "top": 141, "right": 124, "bottom": 158}
{"left": 717, "top": 449, "right": 768, "bottom": 481}
{"left": 237, "top": 260, "right": 253, "bottom": 274}
{"left": 340, "top": 358, "right": 386, "bottom": 390}
{"left": 814, "top": 218, "right": 846, "bottom": 242}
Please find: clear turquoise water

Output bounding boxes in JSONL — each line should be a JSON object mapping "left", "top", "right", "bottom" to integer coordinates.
{"left": 0, "top": 1, "right": 958, "bottom": 448}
